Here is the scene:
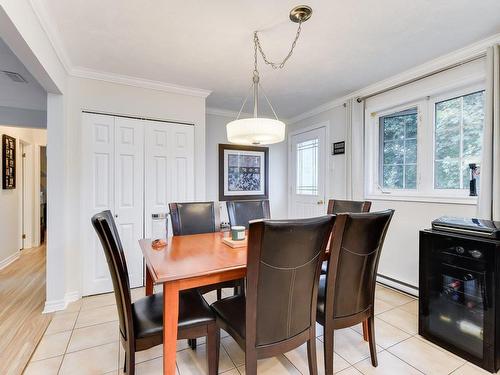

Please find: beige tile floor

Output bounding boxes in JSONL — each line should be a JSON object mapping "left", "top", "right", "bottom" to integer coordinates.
{"left": 24, "top": 284, "right": 495, "bottom": 375}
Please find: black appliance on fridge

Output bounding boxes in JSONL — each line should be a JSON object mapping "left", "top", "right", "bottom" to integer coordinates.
{"left": 419, "top": 217, "right": 500, "bottom": 373}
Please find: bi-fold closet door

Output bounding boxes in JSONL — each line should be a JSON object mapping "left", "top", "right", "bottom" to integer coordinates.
{"left": 82, "top": 112, "right": 194, "bottom": 296}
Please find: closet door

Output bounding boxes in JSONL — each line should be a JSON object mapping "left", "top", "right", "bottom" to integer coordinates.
{"left": 144, "top": 122, "right": 195, "bottom": 238}
{"left": 82, "top": 113, "right": 144, "bottom": 295}
{"left": 114, "top": 117, "right": 144, "bottom": 289}
{"left": 82, "top": 113, "right": 116, "bottom": 295}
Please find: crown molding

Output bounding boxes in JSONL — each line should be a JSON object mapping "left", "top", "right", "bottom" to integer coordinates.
{"left": 289, "top": 32, "right": 500, "bottom": 124}
{"left": 29, "top": 0, "right": 72, "bottom": 73}
{"left": 71, "top": 67, "right": 212, "bottom": 98}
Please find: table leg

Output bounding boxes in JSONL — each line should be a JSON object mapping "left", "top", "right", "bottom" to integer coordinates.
{"left": 163, "top": 282, "right": 179, "bottom": 375}
{"left": 145, "top": 267, "right": 154, "bottom": 296}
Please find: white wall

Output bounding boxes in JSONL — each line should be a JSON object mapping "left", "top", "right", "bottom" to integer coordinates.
{"left": 0, "top": 125, "right": 46, "bottom": 269}
{"left": 65, "top": 76, "right": 207, "bottom": 298}
{"left": 206, "top": 112, "right": 288, "bottom": 220}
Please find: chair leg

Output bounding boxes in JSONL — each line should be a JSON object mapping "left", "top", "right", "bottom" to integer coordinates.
{"left": 367, "top": 315, "right": 378, "bottom": 367}
{"left": 206, "top": 324, "right": 219, "bottom": 375}
{"left": 323, "top": 325, "right": 334, "bottom": 375}
{"left": 124, "top": 348, "right": 135, "bottom": 375}
{"left": 362, "top": 319, "right": 369, "bottom": 342}
{"left": 307, "top": 337, "right": 318, "bottom": 375}
{"left": 188, "top": 338, "right": 197, "bottom": 350}
{"left": 217, "top": 288, "right": 222, "bottom": 300}
{"left": 245, "top": 349, "right": 258, "bottom": 375}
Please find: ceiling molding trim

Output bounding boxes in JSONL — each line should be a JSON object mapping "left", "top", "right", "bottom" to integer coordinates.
{"left": 71, "top": 67, "right": 212, "bottom": 98}
{"left": 29, "top": 0, "right": 72, "bottom": 73}
{"left": 289, "top": 31, "right": 500, "bottom": 124}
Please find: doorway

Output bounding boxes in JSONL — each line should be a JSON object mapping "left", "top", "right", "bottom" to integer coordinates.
{"left": 288, "top": 125, "right": 327, "bottom": 218}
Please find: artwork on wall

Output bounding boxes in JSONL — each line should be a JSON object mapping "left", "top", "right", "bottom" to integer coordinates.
{"left": 218, "top": 144, "right": 269, "bottom": 201}
{"left": 2, "top": 134, "right": 16, "bottom": 189}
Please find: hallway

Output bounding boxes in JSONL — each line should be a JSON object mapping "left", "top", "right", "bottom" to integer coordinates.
{"left": 0, "top": 245, "right": 52, "bottom": 374}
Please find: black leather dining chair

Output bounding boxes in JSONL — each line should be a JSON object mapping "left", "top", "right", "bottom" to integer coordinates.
{"left": 226, "top": 199, "right": 271, "bottom": 229}
{"left": 91, "top": 210, "right": 217, "bottom": 375}
{"left": 211, "top": 216, "right": 335, "bottom": 375}
{"left": 317, "top": 210, "right": 394, "bottom": 375}
{"left": 321, "top": 199, "right": 372, "bottom": 274}
{"left": 169, "top": 201, "right": 244, "bottom": 349}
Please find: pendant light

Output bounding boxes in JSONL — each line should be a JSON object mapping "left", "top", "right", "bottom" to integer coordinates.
{"left": 226, "top": 5, "right": 313, "bottom": 145}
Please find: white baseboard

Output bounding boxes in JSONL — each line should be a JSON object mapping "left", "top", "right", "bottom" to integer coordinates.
{"left": 376, "top": 274, "right": 419, "bottom": 297}
{"left": 0, "top": 251, "right": 20, "bottom": 270}
{"left": 43, "top": 291, "right": 81, "bottom": 314}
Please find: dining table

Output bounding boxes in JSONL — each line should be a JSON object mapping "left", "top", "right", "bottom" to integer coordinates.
{"left": 139, "top": 233, "right": 248, "bottom": 375}
{"left": 138, "top": 230, "right": 342, "bottom": 375}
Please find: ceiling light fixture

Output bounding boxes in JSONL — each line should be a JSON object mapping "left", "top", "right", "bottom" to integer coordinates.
{"left": 226, "top": 5, "right": 312, "bottom": 145}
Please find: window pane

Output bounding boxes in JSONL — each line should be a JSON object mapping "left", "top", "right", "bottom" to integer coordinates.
{"left": 435, "top": 159, "right": 460, "bottom": 189}
{"left": 383, "top": 140, "right": 404, "bottom": 164}
{"left": 296, "top": 138, "right": 318, "bottom": 195}
{"left": 434, "top": 91, "right": 485, "bottom": 190}
{"left": 405, "top": 165, "right": 417, "bottom": 189}
{"left": 383, "top": 165, "right": 403, "bottom": 189}
{"left": 405, "top": 139, "right": 417, "bottom": 164}
{"left": 379, "top": 108, "right": 417, "bottom": 189}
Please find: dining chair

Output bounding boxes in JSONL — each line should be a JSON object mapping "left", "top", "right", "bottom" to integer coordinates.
{"left": 317, "top": 210, "right": 394, "bottom": 375}
{"left": 169, "top": 201, "right": 244, "bottom": 349}
{"left": 211, "top": 216, "right": 336, "bottom": 375}
{"left": 321, "top": 199, "right": 372, "bottom": 274}
{"left": 91, "top": 210, "right": 218, "bottom": 375}
{"left": 226, "top": 199, "right": 271, "bottom": 229}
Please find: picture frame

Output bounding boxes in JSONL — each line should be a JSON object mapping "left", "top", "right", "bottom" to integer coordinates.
{"left": 218, "top": 144, "right": 269, "bottom": 201}
{"left": 2, "top": 134, "right": 16, "bottom": 189}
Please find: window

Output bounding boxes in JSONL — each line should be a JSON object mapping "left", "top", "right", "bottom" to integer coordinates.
{"left": 379, "top": 108, "right": 418, "bottom": 189}
{"left": 296, "top": 138, "right": 318, "bottom": 195}
{"left": 434, "top": 91, "right": 485, "bottom": 190}
{"left": 366, "top": 83, "right": 485, "bottom": 202}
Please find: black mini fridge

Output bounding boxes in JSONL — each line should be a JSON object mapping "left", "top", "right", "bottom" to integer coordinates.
{"left": 419, "top": 217, "right": 500, "bottom": 373}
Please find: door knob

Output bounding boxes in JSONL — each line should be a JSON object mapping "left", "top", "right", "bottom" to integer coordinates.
{"left": 317, "top": 200, "right": 324, "bottom": 205}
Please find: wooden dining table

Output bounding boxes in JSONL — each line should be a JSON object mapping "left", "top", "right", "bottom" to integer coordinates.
{"left": 139, "top": 233, "right": 248, "bottom": 375}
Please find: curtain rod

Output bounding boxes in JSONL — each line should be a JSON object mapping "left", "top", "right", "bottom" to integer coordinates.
{"left": 82, "top": 110, "right": 195, "bottom": 126}
{"left": 356, "top": 52, "right": 487, "bottom": 103}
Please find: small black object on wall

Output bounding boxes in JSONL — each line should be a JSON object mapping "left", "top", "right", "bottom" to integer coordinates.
{"left": 2, "top": 134, "right": 16, "bottom": 189}
{"left": 218, "top": 144, "right": 269, "bottom": 201}
{"left": 332, "top": 141, "right": 345, "bottom": 155}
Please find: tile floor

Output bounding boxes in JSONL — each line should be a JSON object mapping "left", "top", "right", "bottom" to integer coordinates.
{"left": 24, "top": 284, "right": 494, "bottom": 375}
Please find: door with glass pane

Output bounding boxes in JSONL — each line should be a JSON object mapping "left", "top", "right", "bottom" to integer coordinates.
{"left": 289, "top": 127, "right": 326, "bottom": 218}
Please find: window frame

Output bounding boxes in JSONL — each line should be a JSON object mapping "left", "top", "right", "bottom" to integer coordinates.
{"left": 365, "top": 82, "right": 484, "bottom": 204}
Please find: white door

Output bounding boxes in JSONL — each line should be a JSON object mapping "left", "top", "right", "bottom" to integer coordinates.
{"left": 289, "top": 126, "right": 327, "bottom": 218}
{"left": 144, "top": 121, "right": 195, "bottom": 238}
{"left": 82, "top": 113, "right": 116, "bottom": 295}
{"left": 82, "top": 113, "right": 144, "bottom": 295}
{"left": 114, "top": 117, "right": 144, "bottom": 289}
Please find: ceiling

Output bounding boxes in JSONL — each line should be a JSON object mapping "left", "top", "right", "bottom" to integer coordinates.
{"left": 40, "top": 0, "right": 500, "bottom": 118}
{"left": 0, "top": 38, "right": 46, "bottom": 111}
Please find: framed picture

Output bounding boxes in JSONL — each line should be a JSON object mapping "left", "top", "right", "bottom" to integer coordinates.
{"left": 218, "top": 144, "right": 269, "bottom": 201}
{"left": 2, "top": 134, "right": 16, "bottom": 189}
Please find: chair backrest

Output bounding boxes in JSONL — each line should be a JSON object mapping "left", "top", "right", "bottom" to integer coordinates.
{"left": 226, "top": 200, "right": 271, "bottom": 229}
{"left": 169, "top": 202, "right": 219, "bottom": 235}
{"left": 327, "top": 199, "right": 371, "bottom": 214}
{"left": 246, "top": 216, "right": 335, "bottom": 347}
{"left": 91, "top": 210, "right": 133, "bottom": 343}
{"left": 325, "top": 210, "right": 394, "bottom": 320}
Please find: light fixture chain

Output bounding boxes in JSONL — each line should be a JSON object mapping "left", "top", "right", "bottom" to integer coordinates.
{"left": 254, "top": 21, "right": 303, "bottom": 70}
